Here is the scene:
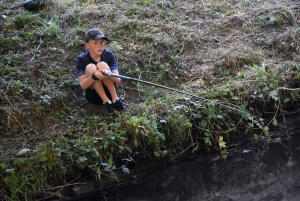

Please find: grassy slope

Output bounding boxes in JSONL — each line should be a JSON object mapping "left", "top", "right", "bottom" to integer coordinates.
{"left": 1, "top": 0, "right": 300, "bottom": 199}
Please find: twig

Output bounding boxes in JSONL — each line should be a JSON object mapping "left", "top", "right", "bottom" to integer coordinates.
{"left": 175, "top": 142, "right": 198, "bottom": 158}
{"left": 8, "top": 111, "right": 25, "bottom": 132}
{"left": 102, "top": 193, "right": 108, "bottom": 201}
{"left": 37, "top": 181, "right": 85, "bottom": 201}
{"left": 277, "top": 87, "right": 300, "bottom": 91}
{"left": 0, "top": 174, "right": 20, "bottom": 201}
{"left": 43, "top": 182, "right": 85, "bottom": 191}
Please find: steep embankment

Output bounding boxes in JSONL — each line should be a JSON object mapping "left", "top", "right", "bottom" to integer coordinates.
{"left": 1, "top": 0, "right": 300, "bottom": 200}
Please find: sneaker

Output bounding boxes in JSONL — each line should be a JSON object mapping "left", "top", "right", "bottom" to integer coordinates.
{"left": 113, "top": 98, "right": 127, "bottom": 112}
{"left": 102, "top": 102, "right": 115, "bottom": 117}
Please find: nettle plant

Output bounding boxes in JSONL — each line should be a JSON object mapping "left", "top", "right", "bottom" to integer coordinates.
{"left": 176, "top": 98, "right": 248, "bottom": 147}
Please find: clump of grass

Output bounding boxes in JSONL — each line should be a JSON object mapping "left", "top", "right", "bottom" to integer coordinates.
{"left": 264, "top": 27, "right": 300, "bottom": 56}
{"left": 215, "top": 46, "right": 262, "bottom": 69}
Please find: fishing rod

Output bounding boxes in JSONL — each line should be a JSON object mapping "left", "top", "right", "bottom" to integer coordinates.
{"left": 104, "top": 73, "right": 251, "bottom": 115}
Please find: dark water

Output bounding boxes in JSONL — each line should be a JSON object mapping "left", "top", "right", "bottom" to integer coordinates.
{"left": 80, "top": 114, "right": 300, "bottom": 201}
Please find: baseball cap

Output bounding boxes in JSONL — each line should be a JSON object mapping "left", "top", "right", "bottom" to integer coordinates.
{"left": 85, "top": 28, "right": 109, "bottom": 43}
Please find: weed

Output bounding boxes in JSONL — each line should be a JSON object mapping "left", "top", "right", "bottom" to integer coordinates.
{"left": 240, "top": 0, "right": 249, "bottom": 7}
{"left": 1, "top": 0, "right": 300, "bottom": 200}
{"left": 12, "top": 14, "right": 44, "bottom": 29}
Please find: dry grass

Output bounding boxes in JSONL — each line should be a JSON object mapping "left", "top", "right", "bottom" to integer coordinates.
{"left": 1, "top": 0, "right": 300, "bottom": 199}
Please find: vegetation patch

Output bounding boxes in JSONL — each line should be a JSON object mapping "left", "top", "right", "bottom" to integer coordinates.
{"left": 1, "top": 0, "right": 300, "bottom": 200}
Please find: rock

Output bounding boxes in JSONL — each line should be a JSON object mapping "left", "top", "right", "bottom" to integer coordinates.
{"left": 23, "top": 0, "right": 40, "bottom": 11}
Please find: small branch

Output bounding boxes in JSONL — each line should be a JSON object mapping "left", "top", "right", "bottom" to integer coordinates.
{"left": 42, "top": 182, "right": 85, "bottom": 191}
{"left": 175, "top": 142, "right": 198, "bottom": 158}
{"left": 9, "top": 113, "right": 25, "bottom": 132}
{"left": 37, "top": 181, "right": 84, "bottom": 201}
{"left": 277, "top": 87, "right": 300, "bottom": 91}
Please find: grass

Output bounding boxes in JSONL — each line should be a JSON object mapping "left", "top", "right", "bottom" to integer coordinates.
{"left": 0, "top": 0, "right": 300, "bottom": 200}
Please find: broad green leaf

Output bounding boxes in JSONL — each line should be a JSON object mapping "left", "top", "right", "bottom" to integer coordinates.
{"left": 217, "top": 115, "right": 223, "bottom": 119}
{"left": 108, "top": 154, "right": 113, "bottom": 166}
{"left": 39, "top": 156, "right": 48, "bottom": 162}
{"left": 201, "top": 120, "right": 207, "bottom": 127}
{"left": 79, "top": 146, "right": 86, "bottom": 151}
{"left": 263, "top": 127, "right": 269, "bottom": 135}
{"left": 205, "top": 132, "right": 212, "bottom": 137}
{"left": 269, "top": 90, "right": 279, "bottom": 101}
{"left": 0, "top": 163, "right": 7, "bottom": 169}
{"left": 78, "top": 157, "right": 87, "bottom": 163}
{"left": 205, "top": 137, "right": 211, "bottom": 145}
{"left": 154, "top": 151, "right": 160, "bottom": 157}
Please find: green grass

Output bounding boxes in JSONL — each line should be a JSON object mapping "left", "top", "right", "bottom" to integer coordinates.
{"left": 1, "top": 0, "right": 300, "bottom": 200}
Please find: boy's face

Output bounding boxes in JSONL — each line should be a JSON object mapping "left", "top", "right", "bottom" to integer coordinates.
{"left": 85, "top": 38, "right": 105, "bottom": 56}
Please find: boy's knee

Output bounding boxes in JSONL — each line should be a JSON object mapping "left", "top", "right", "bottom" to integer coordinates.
{"left": 86, "top": 64, "right": 97, "bottom": 75}
{"left": 97, "top": 61, "right": 110, "bottom": 70}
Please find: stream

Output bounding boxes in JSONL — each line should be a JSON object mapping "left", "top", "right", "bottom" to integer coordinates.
{"left": 74, "top": 114, "right": 300, "bottom": 201}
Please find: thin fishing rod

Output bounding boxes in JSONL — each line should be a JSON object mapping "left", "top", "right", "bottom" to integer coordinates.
{"left": 104, "top": 73, "right": 250, "bottom": 115}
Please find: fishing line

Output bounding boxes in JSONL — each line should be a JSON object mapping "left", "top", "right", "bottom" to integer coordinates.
{"left": 105, "top": 73, "right": 252, "bottom": 116}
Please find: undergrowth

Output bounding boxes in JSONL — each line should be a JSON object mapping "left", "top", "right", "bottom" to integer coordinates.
{"left": 1, "top": 0, "right": 300, "bottom": 200}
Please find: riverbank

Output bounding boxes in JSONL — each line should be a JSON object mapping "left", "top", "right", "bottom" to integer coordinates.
{"left": 77, "top": 113, "right": 300, "bottom": 201}
{"left": 1, "top": 0, "right": 300, "bottom": 200}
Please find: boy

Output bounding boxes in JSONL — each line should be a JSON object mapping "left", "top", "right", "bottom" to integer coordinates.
{"left": 76, "top": 28, "right": 126, "bottom": 117}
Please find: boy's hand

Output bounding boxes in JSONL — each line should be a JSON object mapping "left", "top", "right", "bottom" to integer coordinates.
{"left": 93, "top": 71, "right": 105, "bottom": 80}
{"left": 99, "top": 69, "right": 111, "bottom": 77}
{"left": 94, "top": 69, "right": 111, "bottom": 80}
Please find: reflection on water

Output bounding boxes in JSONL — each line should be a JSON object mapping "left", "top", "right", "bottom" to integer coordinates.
{"left": 82, "top": 115, "right": 300, "bottom": 201}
